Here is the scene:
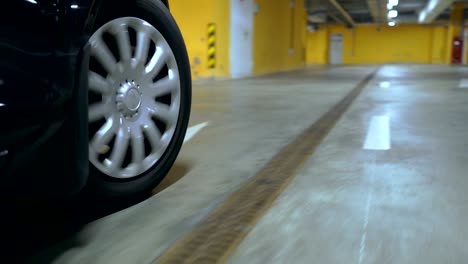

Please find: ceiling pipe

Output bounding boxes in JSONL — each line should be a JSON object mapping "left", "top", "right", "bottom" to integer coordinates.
{"left": 366, "top": 0, "right": 387, "bottom": 23}
{"left": 308, "top": 14, "right": 328, "bottom": 23}
{"left": 329, "top": 13, "right": 346, "bottom": 24}
{"left": 328, "top": 0, "right": 356, "bottom": 27}
{"left": 419, "top": 0, "right": 456, "bottom": 23}
{"left": 308, "top": 9, "right": 330, "bottom": 15}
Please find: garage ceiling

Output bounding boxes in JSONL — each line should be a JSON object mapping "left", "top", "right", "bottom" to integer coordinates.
{"left": 305, "top": 0, "right": 463, "bottom": 26}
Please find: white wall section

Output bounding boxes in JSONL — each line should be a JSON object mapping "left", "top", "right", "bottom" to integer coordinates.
{"left": 230, "top": 0, "right": 254, "bottom": 78}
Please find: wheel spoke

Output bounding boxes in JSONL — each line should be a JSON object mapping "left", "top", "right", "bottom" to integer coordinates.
{"left": 131, "top": 126, "right": 145, "bottom": 164}
{"left": 143, "top": 120, "right": 162, "bottom": 150}
{"left": 147, "top": 74, "right": 178, "bottom": 97}
{"left": 134, "top": 29, "right": 150, "bottom": 67}
{"left": 87, "top": 17, "right": 182, "bottom": 179}
{"left": 89, "top": 71, "right": 111, "bottom": 95}
{"left": 90, "top": 35, "right": 117, "bottom": 73}
{"left": 114, "top": 24, "right": 132, "bottom": 62}
{"left": 107, "top": 126, "right": 130, "bottom": 172}
{"left": 88, "top": 102, "right": 111, "bottom": 122}
{"left": 146, "top": 100, "right": 177, "bottom": 125}
{"left": 90, "top": 115, "right": 118, "bottom": 156}
{"left": 145, "top": 46, "right": 168, "bottom": 79}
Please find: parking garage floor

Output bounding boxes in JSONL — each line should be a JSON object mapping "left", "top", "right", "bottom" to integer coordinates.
{"left": 27, "top": 65, "right": 468, "bottom": 263}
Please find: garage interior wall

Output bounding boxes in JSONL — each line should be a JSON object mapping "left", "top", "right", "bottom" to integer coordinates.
{"left": 171, "top": 0, "right": 307, "bottom": 80}
{"left": 171, "top": 1, "right": 468, "bottom": 77}
{"left": 306, "top": 27, "right": 329, "bottom": 64}
{"left": 307, "top": 24, "right": 449, "bottom": 65}
{"left": 252, "top": 0, "right": 308, "bottom": 75}
{"left": 170, "top": 0, "right": 230, "bottom": 79}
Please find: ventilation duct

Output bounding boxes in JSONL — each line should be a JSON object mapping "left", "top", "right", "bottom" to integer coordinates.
{"left": 419, "top": 0, "right": 455, "bottom": 23}
{"left": 366, "top": 0, "right": 388, "bottom": 23}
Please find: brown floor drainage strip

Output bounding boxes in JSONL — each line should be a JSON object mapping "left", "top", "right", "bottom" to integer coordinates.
{"left": 155, "top": 68, "right": 378, "bottom": 264}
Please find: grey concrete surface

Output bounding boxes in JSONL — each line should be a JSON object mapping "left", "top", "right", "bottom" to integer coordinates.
{"left": 31, "top": 65, "right": 375, "bottom": 264}
{"left": 228, "top": 65, "right": 468, "bottom": 264}
{"left": 31, "top": 65, "right": 468, "bottom": 264}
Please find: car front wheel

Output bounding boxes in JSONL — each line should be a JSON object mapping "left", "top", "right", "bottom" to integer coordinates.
{"left": 86, "top": 0, "right": 191, "bottom": 197}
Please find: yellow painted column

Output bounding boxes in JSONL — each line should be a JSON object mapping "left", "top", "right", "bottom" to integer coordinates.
{"left": 212, "top": 0, "right": 230, "bottom": 78}
{"left": 168, "top": 0, "right": 230, "bottom": 80}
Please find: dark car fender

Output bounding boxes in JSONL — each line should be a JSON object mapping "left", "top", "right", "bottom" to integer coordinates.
{"left": 0, "top": 0, "right": 96, "bottom": 196}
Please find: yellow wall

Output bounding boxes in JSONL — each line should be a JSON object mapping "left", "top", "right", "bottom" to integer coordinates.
{"left": 253, "top": 0, "right": 307, "bottom": 75}
{"left": 170, "top": 0, "right": 230, "bottom": 79}
{"left": 167, "top": 2, "right": 468, "bottom": 78}
{"left": 431, "top": 26, "right": 448, "bottom": 64}
{"left": 172, "top": 0, "right": 308, "bottom": 79}
{"left": 212, "top": 1, "right": 230, "bottom": 77}
{"left": 306, "top": 26, "right": 329, "bottom": 64}
{"left": 307, "top": 24, "right": 448, "bottom": 64}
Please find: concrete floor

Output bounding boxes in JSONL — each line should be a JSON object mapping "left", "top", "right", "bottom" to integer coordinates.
{"left": 31, "top": 65, "right": 468, "bottom": 263}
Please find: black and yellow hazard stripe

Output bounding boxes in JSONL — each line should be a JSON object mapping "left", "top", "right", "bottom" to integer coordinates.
{"left": 207, "top": 23, "right": 216, "bottom": 69}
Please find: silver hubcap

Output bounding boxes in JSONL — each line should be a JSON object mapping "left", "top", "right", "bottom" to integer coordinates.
{"left": 87, "top": 17, "right": 181, "bottom": 179}
{"left": 116, "top": 81, "right": 142, "bottom": 117}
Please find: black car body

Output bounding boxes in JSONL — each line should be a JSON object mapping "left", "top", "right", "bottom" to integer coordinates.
{"left": 0, "top": 0, "right": 187, "bottom": 197}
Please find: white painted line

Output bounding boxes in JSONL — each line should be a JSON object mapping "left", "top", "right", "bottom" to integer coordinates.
{"left": 459, "top": 79, "right": 468, "bottom": 88}
{"left": 363, "top": 115, "right": 391, "bottom": 150}
{"left": 183, "top": 121, "right": 210, "bottom": 144}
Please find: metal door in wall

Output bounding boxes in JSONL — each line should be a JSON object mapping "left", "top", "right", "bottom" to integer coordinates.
{"left": 329, "top": 33, "right": 343, "bottom": 65}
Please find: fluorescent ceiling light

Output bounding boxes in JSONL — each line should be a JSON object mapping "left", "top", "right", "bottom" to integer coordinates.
{"left": 71, "top": 4, "right": 79, "bottom": 9}
{"left": 388, "top": 10, "right": 398, "bottom": 18}
{"left": 387, "top": 3, "right": 393, "bottom": 10}
{"left": 26, "top": 0, "right": 37, "bottom": 3}
{"left": 389, "top": 0, "right": 399, "bottom": 6}
{"left": 388, "top": 21, "right": 396, "bottom": 27}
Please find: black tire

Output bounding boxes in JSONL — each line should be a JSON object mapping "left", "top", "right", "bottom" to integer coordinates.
{"left": 86, "top": 0, "right": 191, "bottom": 198}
